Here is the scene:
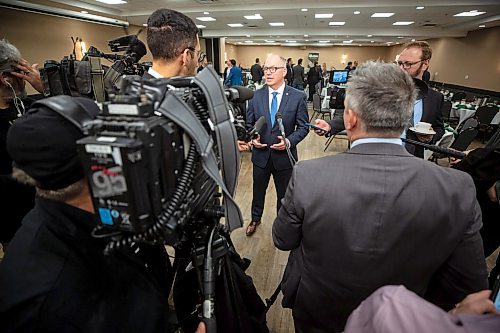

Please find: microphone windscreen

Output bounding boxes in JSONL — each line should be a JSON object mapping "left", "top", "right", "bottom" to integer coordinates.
{"left": 232, "top": 86, "right": 254, "bottom": 102}
{"left": 254, "top": 116, "right": 265, "bottom": 132}
{"left": 275, "top": 111, "right": 282, "bottom": 120}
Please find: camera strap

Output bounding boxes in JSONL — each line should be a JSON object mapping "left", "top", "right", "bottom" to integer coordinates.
{"left": 89, "top": 56, "right": 105, "bottom": 102}
{"left": 32, "top": 95, "right": 97, "bottom": 130}
{"left": 157, "top": 92, "right": 244, "bottom": 232}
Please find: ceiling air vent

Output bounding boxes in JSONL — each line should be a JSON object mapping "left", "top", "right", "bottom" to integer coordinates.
{"left": 421, "top": 23, "right": 438, "bottom": 27}
{"left": 248, "top": 25, "right": 259, "bottom": 28}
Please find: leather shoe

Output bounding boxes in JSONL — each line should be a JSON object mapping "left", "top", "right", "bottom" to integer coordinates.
{"left": 245, "top": 220, "right": 261, "bottom": 236}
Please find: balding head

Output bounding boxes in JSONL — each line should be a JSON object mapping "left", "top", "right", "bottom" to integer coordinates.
{"left": 264, "top": 54, "right": 287, "bottom": 90}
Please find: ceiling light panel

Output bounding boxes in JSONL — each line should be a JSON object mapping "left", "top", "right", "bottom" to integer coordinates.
{"left": 244, "top": 14, "right": 263, "bottom": 20}
{"left": 416, "top": 6, "right": 424, "bottom": 10}
{"left": 196, "top": 24, "right": 206, "bottom": 28}
{"left": 96, "top": 0, "right": 127, "bottom": 4}
{"left": 329, "top": 21, "right": 345, "bottom": 26}
{"left": 454, "top": 11, "right": 486, "bottom": 17}
{"left": 228, "top": 23, "right": 244, "bottom": 27}
{"left": 393, "top": 21, "right": 414, "bottom": 25}
{"left": 197, "top": 17, "right": 216, "bottom": 21}
{"left": 371, "top": 13, "right": 394, "bottom": 18}
{"left": 353, "top": 11, "right": 360, "bottom": 15}
{"left": 315, "top": 13, "right": 334, "bottom": 19}
{"left": 269, "top": 22, "right": 285, "bottom": 26}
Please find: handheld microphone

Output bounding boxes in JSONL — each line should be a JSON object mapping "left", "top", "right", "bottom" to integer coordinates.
{"left": 249, "top": 116, "right": 265, "bottom": 137}
{"left": 276, "top": 112, "right": 285, "bottom": 138}
{"left": 402, "top": 138, "right": 466, "bottom": 159}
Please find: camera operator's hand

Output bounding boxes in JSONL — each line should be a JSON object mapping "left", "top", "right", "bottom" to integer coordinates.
{"left": 196, "top": 322, "right": 206, "bottom": 333}
{"left": 251, "top": 134, "right": 267, "bottom": 149}
{"left": 448, "top": 290, "right": 497, "bottom": 315}
{"left": 313, "top": 119, "right": 331, "bottom": 136}
{"left": 270, "top": 136, "right": 289, "bottom": 151}
{"left": 12, "top": 59, "right": 43, "bottom": 93}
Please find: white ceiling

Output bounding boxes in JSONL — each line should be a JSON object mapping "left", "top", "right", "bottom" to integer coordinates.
{"left": 20, "top": 0, "right": 500, "bottom": 46}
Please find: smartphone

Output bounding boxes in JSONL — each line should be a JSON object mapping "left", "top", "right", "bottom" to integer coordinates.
{"left": 491, "top": 273, "right": 500, "bottom": 311}
{"left": 305, "top": 122, "right": 329, "bottom": 134}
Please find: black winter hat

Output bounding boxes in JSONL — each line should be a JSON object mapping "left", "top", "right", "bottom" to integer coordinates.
{"left": 7, "top": 97, "right": 99, "bottom": 190}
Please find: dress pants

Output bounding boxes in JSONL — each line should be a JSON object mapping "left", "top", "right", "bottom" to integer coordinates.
{"left": 251, "top": 158, "right": 293, "bottom": 222}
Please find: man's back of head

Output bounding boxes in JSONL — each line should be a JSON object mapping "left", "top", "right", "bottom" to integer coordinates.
{"left": 344, "top": 61, "right": 416, "bottom": 139}
{"left": 146, "top": 8, "right": 200, "bottom": 77}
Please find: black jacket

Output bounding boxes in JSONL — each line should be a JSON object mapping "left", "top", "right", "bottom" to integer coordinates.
{"left": 250, "top": 63, "right": 263, "bottom": 83}
{"left": 0, "top": 198, "right": 172, "bottom": 333}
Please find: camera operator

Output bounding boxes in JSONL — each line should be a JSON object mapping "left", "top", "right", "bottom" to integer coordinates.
{"left": 0, "top": 39, "right": 43, "bottom": 251}
{"left": 0, "top": 97, "right": 173, "bottom": 332}
{"left": 144, "top": 8, "right": 251, "bottom": 153}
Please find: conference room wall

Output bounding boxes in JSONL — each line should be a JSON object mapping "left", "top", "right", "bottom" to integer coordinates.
{"left": 225, "top": 44, "right": 390, "bottom": 71}
{"left": 386, "top": 26, "right": 499, "bottom": 92}
{"left": 0, "top": 8, "right": 152, "bottom": 94}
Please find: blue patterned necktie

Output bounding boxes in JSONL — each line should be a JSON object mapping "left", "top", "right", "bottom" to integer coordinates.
{"left": 270, "top": 91, "right": 278, "bottom": 127}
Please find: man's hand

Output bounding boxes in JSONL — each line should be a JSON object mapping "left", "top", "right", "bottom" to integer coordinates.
{"left": 196, "top": 322, "right": 206, "bottom": 333}
{"left": 415, "top": 131, "right": 434, "bottom": 143}
{"left": 11, "top": 59, "right": 43, "bottom": 93}
{"left": 270, "top": 136, "right": 289, "bottom": 150}
{"left": 251, "top": 134, "right": 268, "bottom": 149}
{"left": 238, "top": 140, "right": 251, "bottom": 152}
{"left": 449, "top": 290, "right": 497, "bottom": 315}
{"left": 313, "top": 119, "right": 331, "bottom": 136}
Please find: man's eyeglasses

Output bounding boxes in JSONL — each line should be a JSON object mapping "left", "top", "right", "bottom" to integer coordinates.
{"left": 187, "top": 47, "right": 206, "bottom": 63}
{"left": 393, "top": 60, "right": 425, "bottom": 69}
{"left": 263, "top": 66, "right": 284, "bottom": 73}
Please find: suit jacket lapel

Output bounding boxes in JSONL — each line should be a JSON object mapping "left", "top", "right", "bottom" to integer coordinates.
{"left": 278, "top": 86, "right": 291, "bottom": 124}
{"left": 262, "top": 87, "right": 271, "bottom": 127}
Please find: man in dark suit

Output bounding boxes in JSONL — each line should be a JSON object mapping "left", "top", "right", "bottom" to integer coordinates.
{"left": 246, "top": 54, "right": 309, "bottom": 236}
{"left": 291, "top": 58, "right": 305, "bottom": 91}
{"left": 144, "top": 8, "right": 202, "bottom": 79}
{"left": 250, "top": 58, "right": 263, "bottom": 84}
{"left": 286, "top": 58, "right": 293, "bottom": 85}
{"left": 396, "top": 41, "right": 444, "bottom": 158}
{"left": 273, "top": 61, "right": 487, "bottom": 333}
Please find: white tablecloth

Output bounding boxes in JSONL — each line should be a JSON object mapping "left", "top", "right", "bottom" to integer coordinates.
{"left": 321, "top": 96, "right": 330, "bottom": 109}
{"left": 451, "top": 107, "right": 500, "bottom": 126}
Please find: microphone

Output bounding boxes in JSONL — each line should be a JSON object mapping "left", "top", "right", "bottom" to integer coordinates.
{"left": 245, "top": 116, "right": 265, "bottom": 141}
{"left": 226, "top": 86, "right": 254, "bottom": 103}
{"left": 275, "top": 112, "right": 285, "bottom": 138}
{"left": 402, "top": 138, "right": 466, "bottom": 159}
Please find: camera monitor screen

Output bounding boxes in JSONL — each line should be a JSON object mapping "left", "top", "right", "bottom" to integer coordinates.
{"left": 329, "top": 70, "right": 349, "bottom": 84}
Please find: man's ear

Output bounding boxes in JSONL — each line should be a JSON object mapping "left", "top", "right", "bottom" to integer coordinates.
{"left": 344, "top": 108, "right": 358, "bottom": 130}
{"left": 181, "top": 49, "right": 191, "bottom": 67}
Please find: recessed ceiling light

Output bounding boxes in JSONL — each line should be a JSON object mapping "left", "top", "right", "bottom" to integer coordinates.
{"left": 397, "top": 36, "right": 404, "bottom": 39}
{"left": 367, "top": 34, "right": 373, "bottom": 37}
{"left": 203, "top": 11, "right": 210, "bottom": 14}
{"left": 244, "top": 14, "right": 263, "bottom": 20}
{"left": 371, "top": 13, "right": 394, "bottom": 18}
{"left": 353, "top": 11, "right": 361, "bottom": 15}
{"left": 370, "top": 40, "right": 375, "bottom": 43}
{"left": 197, "top": 17, "right": 216, "bottom": 21}
{"left": 265, "top": 40, "right": 275, "bottom": 43}
{"left": 301, "top": 8, "right": 308, "bottom": 12}
{"left": 411, "top": 38, "right": 416, "bottom": 41}
{"left": 227, "top": 23, "right": 244, "bottom": 27}
{"left": 454, "top": 10, "right": 486, "bottom": 17}
{"left": 343, "top": 40, "right": 353, "bottom": 44}
{"left": 81, "top": 10, "right": 88, "bottom": 14}
{"left": 416, "top": 6, "right": 424, "bottom": 10}
{"left": 304, "top": 34, "right": 309, "bottom": 37}
{"left": 478, "top": 24, "right": 486, "bottom": 28}
{"left": 286, "top": 40, "right": 297, "bottom": 43}
{"left": 329, "top": 21, "right": 346, "bottom": 26}
{"left": 393, "top": 21, "right": 414, "bottom": 25}
{"left": 387, "top": 41, "right": 393, "bottom": 44}
{"left": 96, "top": 0, "right": 126, "bottom": 4}
{"left": 244, "top": 40, "right": 254, "bottom": 43}
{"left": 305, "top": 39, "right": 310, "bottom": 42}
{"left": 315, "top": 13, "right": 334, "bottom": 19}
{"left": 142, "top": 23, "right": 147, "bottom": 27}
{"left": 245, "top": 34, "right": 251, "bottom": 37}
{"left": 269, "top": 22, "right": 285, "bottom": 26}
{"left": 319, "top": 40, "right": 330, "bottom": 43}
{"left": 196, "top": 24, "right": 206, "bottom": 28}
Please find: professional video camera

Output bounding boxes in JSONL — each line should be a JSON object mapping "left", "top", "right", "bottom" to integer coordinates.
{"left": 40, "top": 34, "right": 149, "bottom": 102}
{"left": 74, "top": 67, "right": 268, "bottom": 332}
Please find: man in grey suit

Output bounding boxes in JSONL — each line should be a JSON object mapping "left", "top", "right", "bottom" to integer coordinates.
{"left": 273, "top": 61, "right": 487, "bottom": 333}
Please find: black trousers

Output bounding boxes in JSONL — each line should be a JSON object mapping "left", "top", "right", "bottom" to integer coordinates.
{"left": 251, "top": 159, "right": 293, "bottom": 222}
